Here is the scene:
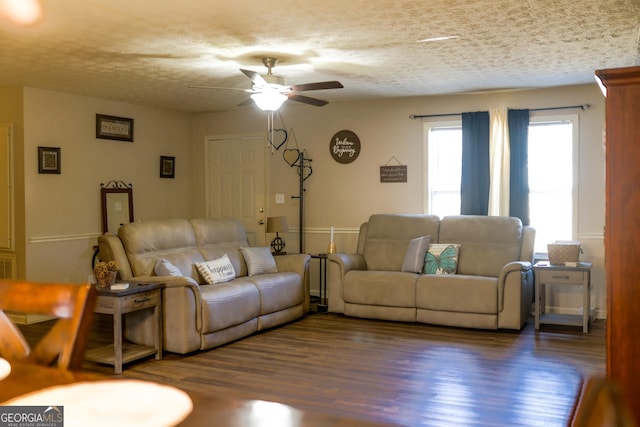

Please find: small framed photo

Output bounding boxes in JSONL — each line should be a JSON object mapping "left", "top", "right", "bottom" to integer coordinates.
{"left": 160, "top": 156, "right": 175, "bottom": 178}
{"left": 38, "top": 146, "right": 61, "bottom": 174}
{"left": 96, "top": 114, "right": 134, "bottom": 142}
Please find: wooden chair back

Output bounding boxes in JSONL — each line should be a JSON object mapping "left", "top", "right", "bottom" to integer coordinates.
{"left": 0, "top": 280, "right": 97, "bottom": 370}
{"left": 570, "top": 376, "right": 637, "bottom": 427}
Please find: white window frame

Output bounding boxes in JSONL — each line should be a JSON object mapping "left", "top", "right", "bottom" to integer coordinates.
{"left": 423, "top": 113, "right": 579, "bottom": 250}
{"left": 528, "top": 112, "right": 580, "bottom": 249}
{"left": 422, "top": 119, "right": 462, "bottom": 215}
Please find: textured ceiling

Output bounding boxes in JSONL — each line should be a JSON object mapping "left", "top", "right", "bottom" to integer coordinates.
{"left": 0, "top": 0, "right": 638, "bottom": 113}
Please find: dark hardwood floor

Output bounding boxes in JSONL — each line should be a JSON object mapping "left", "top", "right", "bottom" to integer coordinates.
{"left": 21, "top": 311, "right": 605, "bottom": 427}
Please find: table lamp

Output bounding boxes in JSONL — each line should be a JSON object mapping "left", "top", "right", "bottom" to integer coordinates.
{"left": 266, "top": 216, "right": 289, "bottom": 254}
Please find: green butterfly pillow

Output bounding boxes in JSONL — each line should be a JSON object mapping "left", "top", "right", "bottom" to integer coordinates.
{"left": 424, "top": 243, "right": 461, "bottom": 275}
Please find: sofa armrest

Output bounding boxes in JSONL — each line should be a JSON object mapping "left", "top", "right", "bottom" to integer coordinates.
{"left": 498, "top": 261, "right": 532, "bottom": 280}
{"left": 274, "top": 253, "right": 310, "bottom": 275}
{"left": 328, "top": 253, "right": 367, "bottom": 274}
{"left": 275, "top": 254, "right": 311, "bottom": 312}
{"left": 327, "top": 253, "right": 366, "bottom": 313}
{"left": 129, "top": 275, "right": 204, "bottom": 330}
{"left": 497, "top": 261, "right": 534, "bottom": 329}
{"left": 122, "top": 274, "right": 204, "bottom": 354}
{"left": 97, "top": 233, "right": 133, "bottom": 279}
{"left": 498, "top": 261, "right": 532, "bottom": 300}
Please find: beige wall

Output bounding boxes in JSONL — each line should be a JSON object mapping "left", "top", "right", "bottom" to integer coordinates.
{"left": 21, "top": 88, "right": 192, "bottom": 283}
{"left": 3, "top": 83, "right": 606, "bottom": 318}
{"left": 192, "top": 83, "right": 607, "bottom": 317}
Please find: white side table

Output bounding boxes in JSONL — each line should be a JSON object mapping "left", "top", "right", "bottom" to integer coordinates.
{"left": 533, "top": 261, "right": 592, "bottom": 333}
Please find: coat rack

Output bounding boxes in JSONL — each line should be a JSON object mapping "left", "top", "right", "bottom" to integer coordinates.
{"left": 290, "top": 150, "right": 312, "bottom": 253}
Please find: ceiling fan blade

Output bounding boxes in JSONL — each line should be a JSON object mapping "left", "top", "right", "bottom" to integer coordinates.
{"left": 188, "top": 85, "right": 252, "bottom": 93}
{"left": 290, "top": 81, "right": 343, "bottom": 92}
{"left": 240, "top": 69, "right": 268, "bottom": 86}
{"left": 237, "top": 98, "right": 255, "bottom": 107}
{"left": 288, "top": 94, "right": 329, "bottom": 107}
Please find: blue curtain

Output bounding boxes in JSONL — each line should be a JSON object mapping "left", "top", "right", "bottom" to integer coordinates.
{"left": 508, "top": 109, "right": 530, "bottom": 225}
{"left": 461, "top": 111, "right": 490, "bottom": 215}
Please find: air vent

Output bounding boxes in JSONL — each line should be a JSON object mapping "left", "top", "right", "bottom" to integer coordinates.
{"left": 0, "top": 254, "right": 16, "bottom": 280}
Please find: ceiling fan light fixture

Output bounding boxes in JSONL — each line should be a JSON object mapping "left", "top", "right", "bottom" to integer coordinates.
{"left": 251, "top": 91, "right": 287, "bottom": 111}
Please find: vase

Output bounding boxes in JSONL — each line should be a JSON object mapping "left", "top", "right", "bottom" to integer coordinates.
{"left": 96, "top": 271, "right": 117, "bottom": 289}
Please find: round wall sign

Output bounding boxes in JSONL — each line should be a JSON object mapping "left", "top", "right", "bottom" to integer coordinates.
{"left": 329, "top": 130, "right": 361, "bottom": 164}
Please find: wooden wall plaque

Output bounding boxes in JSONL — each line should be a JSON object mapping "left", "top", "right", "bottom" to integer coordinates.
{"left": 330, "top": 130, "right": 360, "bottom": 164}
{"left": 380, "top": 165, "right": 407, "bottom": 183}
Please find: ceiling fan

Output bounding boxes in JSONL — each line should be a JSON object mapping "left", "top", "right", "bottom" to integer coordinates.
{"left": 190, "top": 57, "right": 344, "bottom": 111}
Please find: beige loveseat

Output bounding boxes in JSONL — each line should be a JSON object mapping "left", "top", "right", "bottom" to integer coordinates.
{"left": 327, "top": 214, "right": 535, "bottom": 330}
{"left": 97, "top": 218, "right": 310, "bottom": 354}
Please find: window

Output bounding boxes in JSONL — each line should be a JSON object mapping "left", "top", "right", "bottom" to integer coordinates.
{"left": 424, "top": 122, "right": 462, "bottom": 218}
{"left": 424, "top": 114, "right": 578, "bottom": 255}
{"left": 527, "top": 115, "right": 578, "bottom": 253}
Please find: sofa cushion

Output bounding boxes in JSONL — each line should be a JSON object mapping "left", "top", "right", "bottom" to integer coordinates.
{"left": 199, "top": 280, "right": 261, "bottom": 333}
{"left": 424, "top": 243, "right": 460, "bottom": 275}
{"left": 154, "top": 259, "right": 182, "bottom": 277}
{"left": 118, "top": 219, "right": 203, "bottom": 280}
{"left": 195, "top": 254, "right": 236, "bottom": 284}
{"left": 416, "top": 274, "right": 498, "bottom": 314}
{"left": 190, "top": 218, "right": 250, "bottom": 277}
{"left": 249, "top": 272, "right": 304, "bottom": 314}
{"left": 240, "top": 247, "right": 278, "bottom": 276}
{"left": 344, "top": 271, "right": 418, "bottom": 307}
{"left": 438, "top": 215, "right": 523, "bottom": 277}
{"left": 363, "top": 214, "right": 440, "bottom": 271}
{"left": 401, "top": 236, "right": 431, "bottom": 273}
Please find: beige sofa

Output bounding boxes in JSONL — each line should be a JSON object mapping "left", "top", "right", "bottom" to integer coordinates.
{"left": 327, "top": 214, "right": 535, "bottom": 330}
{"left": 97, "top": 218, "right": 310, "bottom": 354}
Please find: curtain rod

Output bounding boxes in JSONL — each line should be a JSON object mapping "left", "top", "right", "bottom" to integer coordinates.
{"left": 409, "top": 104, "right": 590, "bottom": 120}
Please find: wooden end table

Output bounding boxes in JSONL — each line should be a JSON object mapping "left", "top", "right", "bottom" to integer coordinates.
{"left": 85, "top": 282, "right": 163, "bottom": 373}
{"left": 533, "top": 261, "right": 592, "bottom": 333}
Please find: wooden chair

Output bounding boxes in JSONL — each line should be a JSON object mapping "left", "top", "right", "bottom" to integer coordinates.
{"left": 0, "top": 280, "right": 97, "bottom": 370}
{"left": 569, "top": 376, "right": 637, "bottom": 427}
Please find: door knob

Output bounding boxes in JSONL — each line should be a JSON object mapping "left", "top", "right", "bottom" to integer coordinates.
{"left": 259, "top": 220, "right": 264, "bottom": 225}
{"left": 259, "top": 208, "right": 264, "bottom": 213}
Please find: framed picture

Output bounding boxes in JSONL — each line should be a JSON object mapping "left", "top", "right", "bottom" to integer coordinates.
{"left": 160, "top": 156, "right": 175, "bottom": 178}
{"left": 96, "top": 114, "right": 134, "bottom": 142}
{"left": 38, "top": 146, "right": 61, "bottom": 174}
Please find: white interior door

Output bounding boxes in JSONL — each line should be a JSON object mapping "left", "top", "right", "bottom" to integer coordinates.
{"left": 205, "top": 134, "right": 267, "bottom": 246}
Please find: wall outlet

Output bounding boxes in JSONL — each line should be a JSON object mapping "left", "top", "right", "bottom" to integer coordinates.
{"left": 275, "top": 193, "right": 285, "bottom": 204}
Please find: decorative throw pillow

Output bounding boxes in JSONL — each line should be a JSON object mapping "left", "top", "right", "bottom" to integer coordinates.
{"left": 195, "top": 254, "right": 236, "bottom": 284}
{"left": 424, "top": 243, "right": 461, "bottom": 275}
{"left": 240, "top": 247, "right": 278, "bottom": 276}
{"left": 401, "top": 235, "right": 431, "bottom": 273}
{"left": 154, "top": 258, "right": 182, "bottom": 277}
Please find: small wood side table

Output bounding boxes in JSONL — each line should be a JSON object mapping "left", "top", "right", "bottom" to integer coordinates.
{"left": 85, "top": 282, "right": 163, "bottom": 373}
{"left": 533, "top": 261, "right": 592, "bottom": 333}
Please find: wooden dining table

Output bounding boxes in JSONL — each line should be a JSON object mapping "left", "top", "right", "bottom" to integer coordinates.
{"left": 0, "top": 360, "right": 397, "bottom": 427}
